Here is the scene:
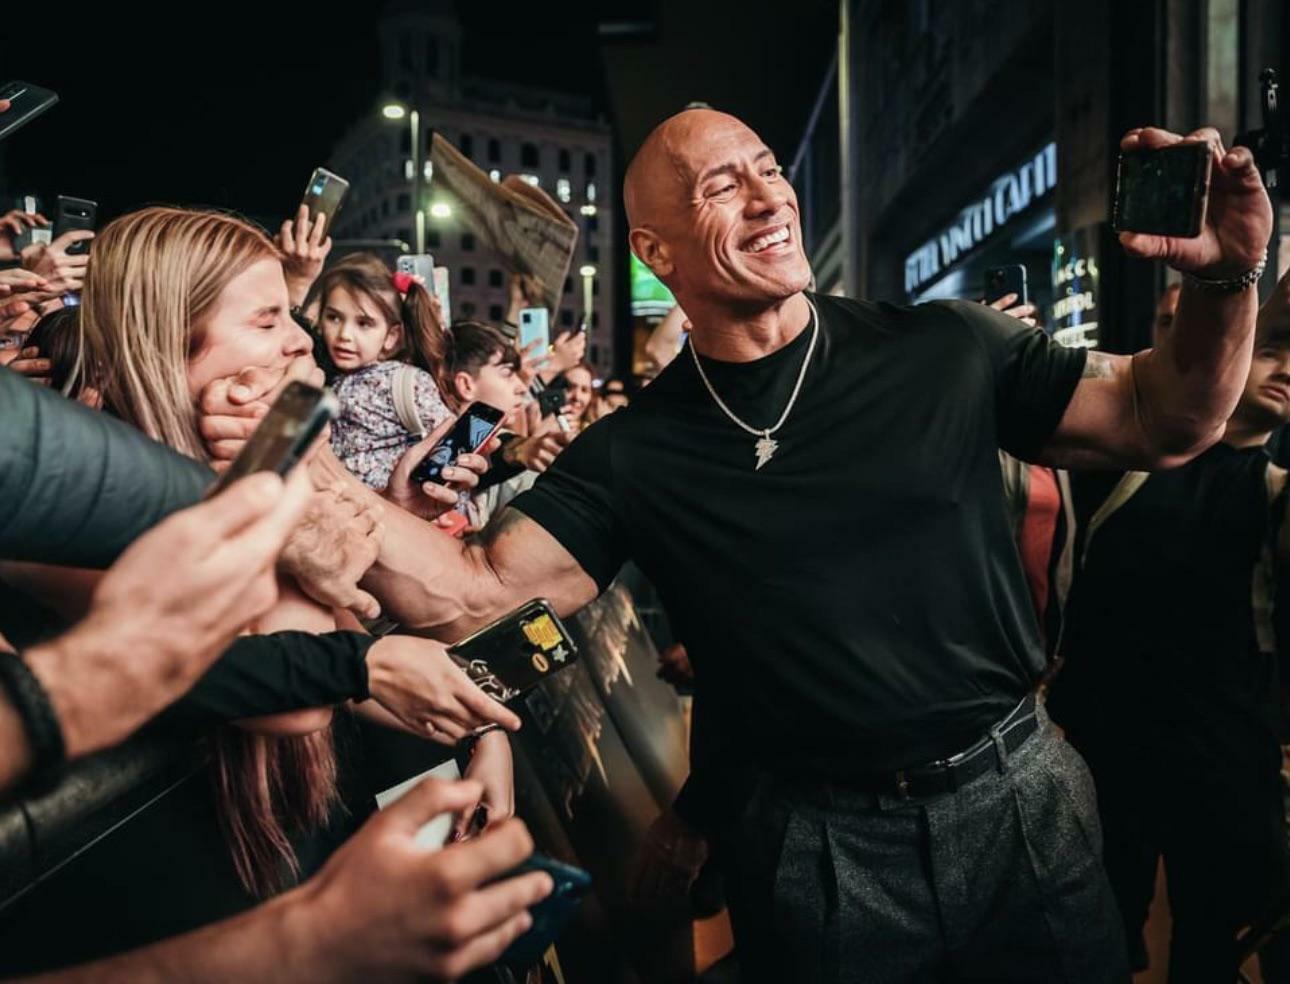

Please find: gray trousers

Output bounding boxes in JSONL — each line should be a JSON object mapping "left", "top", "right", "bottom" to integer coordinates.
{"left": 713, "top": 715, "right": 1128, "bottom": 983}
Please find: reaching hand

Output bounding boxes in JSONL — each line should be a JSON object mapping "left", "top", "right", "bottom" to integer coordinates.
{"left": 197, "top": 360, "right": 323, "bottom": 469}
{"left": 0, "top": 210, "right": 49, "bottom": 263}
{"left": 985, "top": 292, "right": 1038, "bottom": 327}
{"left": 278, "top": 205, "right": 333, "bottom": 307}
{"left": 453, "top": 730, "right": 515, "bottom": 842}
{"left": 384, "top": 416, "right": 495, "bottom": 521}
{"left": 1117, "top": 126, "right": 1273, "bottom": 279}
{"left": 279, "top": 482, "right": 384, "bottom": 619}
{"left": 503, "top": 429, "right": 569, "bottom": 474}
{"left": 547, "top": 328, "right": 587, "bottom": 376}
{"left": 21, "top": 229, "right": 94, "bottom": 294}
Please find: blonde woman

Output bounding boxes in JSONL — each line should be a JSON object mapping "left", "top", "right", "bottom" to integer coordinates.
{"left": 51, "top": 208, "right": 512, "bottom": 899}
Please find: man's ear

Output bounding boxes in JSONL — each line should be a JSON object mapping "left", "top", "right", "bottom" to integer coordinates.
{"left": 382, "top": 323, "right": 404, "bottom": 356}
{"left": 630, "top": 228, "right": 674, "bottom": 280}
{"left": 454, "top": 370, "right": 476, "bottom": 403}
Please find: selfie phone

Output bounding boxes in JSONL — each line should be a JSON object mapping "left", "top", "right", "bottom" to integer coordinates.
{"left": 432, "top": 266, "right": 452, "bottom": 321}
{"left": 396, "top": 253, "right": 435, "bottom": 283}
{"left": 537, "top": 380, "right": 568, "bottom": 419}
{"left": 54, "top": 196, "right": 96, "bottom": 256}
{"left": 493, "top": 853, "right": 591, "bottom": 969}
{"left": 209, "top": 382, "right": 339, "bottom": 495}
{"left": 0, "top": 82, "right": 59, "bottom": 143}
{"left": 518, "top": 307, "right": 550, "bottom": 353}
{"left": 447, "top": 599, "right": 579, "bottom": 704}
{"left": 300, "top": 167, "right": 350, "bottom": 239}
{"left": 984, "top": 265, "right": 1028, "bottom": 306}
{"left": 1112, "top": 143, "right": 1212, "bottom": 238}
{"left": 410, "top": 402, "right": 507, "bottom": 486}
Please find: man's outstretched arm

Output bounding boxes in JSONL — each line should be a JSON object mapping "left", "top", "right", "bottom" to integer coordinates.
{"left": 361, "top": 503, "right": 600, "bottom": 640}
{"left": 1038, "top": 126, "right": 1272, "bottom": 471}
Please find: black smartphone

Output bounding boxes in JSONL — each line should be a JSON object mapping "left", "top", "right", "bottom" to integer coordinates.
{"left": 410, "top": 401, "right": 506, "bottom": 485}
{"left": 537, "top": 376, "right": 569, "bottom": 419}
{"left": 209, "top": 382, "right": 339, "bottom": 495}
{"left": 447, "top": 599, "right": 579, "bottom": 703}
{"left": 984, "top": 265, "right": 1028, "bottom": 306}
{"left": 495, "top": 853, "right": 591, "bottom": 970}
{"left": 55, "top": 196, "right": 97, "bottom": 256}
{"left": 1113, "top": 142, "right": 1212, "bottom": 238}
{"left": 0, "top": 81, "right": 59, "bottom": 143}
{"left": 300, "top": 167, "right": 350, "bottom": 239}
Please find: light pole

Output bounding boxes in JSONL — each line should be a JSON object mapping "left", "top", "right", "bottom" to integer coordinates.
{"left": 579, "top": 264, "right": 596, "bottom": 335}
{"left": 382, "top": 102, "right": 425, "bottom": 254}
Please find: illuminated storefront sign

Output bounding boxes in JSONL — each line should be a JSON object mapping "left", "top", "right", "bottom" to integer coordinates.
{"left": 1050, "top": 228, "right": 1100, "bottom": 349}
{"left": 904, "top": 143, "right": 1057, "bottom": 295}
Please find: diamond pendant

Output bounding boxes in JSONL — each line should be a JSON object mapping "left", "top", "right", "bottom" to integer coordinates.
{"left": 754, "top": 432, "right": 778, "bottom": 470}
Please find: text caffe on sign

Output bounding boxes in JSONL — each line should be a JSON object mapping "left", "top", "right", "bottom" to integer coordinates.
{"left": 904, "top": 144, "right": 1057, "bottom": 296}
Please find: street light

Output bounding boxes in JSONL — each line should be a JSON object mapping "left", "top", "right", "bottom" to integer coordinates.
{"left": 429, "top": 201, "right": 452, "bottom": 219}
{"left": 381, "top": 100, "right": 424, "bottom": 253}
{"left": 579, "top": 264, "right": 597, "bottom": 331}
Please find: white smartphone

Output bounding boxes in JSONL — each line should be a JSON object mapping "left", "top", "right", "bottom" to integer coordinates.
{"left": 519, "top": 307, "right": 550, "bottom": 352}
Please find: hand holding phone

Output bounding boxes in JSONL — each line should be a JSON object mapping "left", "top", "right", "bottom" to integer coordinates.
{"left": 447, "top": 599, "right": 579, "bottom": 703}
{"left": 396, "top": 253, "right": 435, "bottom": 284}
{"left": 300, "top": 167, "right": 350, "bottom": 239}
{"left": 984, "top": 265, "right": 1028, "bottom": 306}
{"left": 0, "top": 81, "right": 58, "bottom": 142}
{"left": 1113, "top": 141, "right": 1212, "bottom": 238}
{"left": 209, "top": 381, "right": 338, "bottom": 494}
{"left": 410, "top": 402, "right": 507, "bottom": 486}
{"left": 54, "top": 196, "right": 96, "bottom": 257}
{"left": 518, "top": 307, "right": 550, "bottom": 353}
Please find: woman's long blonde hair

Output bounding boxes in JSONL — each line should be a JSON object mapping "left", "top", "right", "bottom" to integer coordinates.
{"left": 76, "top": 205, "right": 339, "bottom": 898}
{"left": 75, "top": 206, "right": 281, "bottom": 459}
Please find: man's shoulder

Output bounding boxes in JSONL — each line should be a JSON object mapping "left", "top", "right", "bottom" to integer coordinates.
{"left": 811, "top": 291, "right": 966, "bottom": 336}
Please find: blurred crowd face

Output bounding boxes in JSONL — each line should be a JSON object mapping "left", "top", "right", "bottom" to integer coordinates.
{"left": 563, "top": 366, "right": 593, "bottom": 419}
{"left": 466, "top": 352, "right": 528, "bottom": 413}
{"left": 1239, "top": 337, "right": 1290, "bottom": 430}
{"left": 629, "top": 110, "right": 812, "bottom": 312}
{"left": 320, "top": 286, "right": 400, "bottom": 372}
{"left": 187, "top": 257, "right": 313, "bottom": 399}
{"left": 602, "top": 381, "right": 628, "bottom": 411}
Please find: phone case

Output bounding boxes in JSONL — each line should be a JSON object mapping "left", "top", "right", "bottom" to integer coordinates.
{"left": 496, "top": 853, "right": 591, "bottom": 969}
{"left": 55, "top": 196, "right": 97, "bottom": 255}
{"left": 447, "top": 600, "right": 578, "bottom": 703}
{"left": 0, "top": 82, "right": 59, "bottom": 142}
{"left": 1112, "top": 145, "right": 1212, "bottom": 238}
{"left": 409, "top": 403, "right": 506, "bottom": 485}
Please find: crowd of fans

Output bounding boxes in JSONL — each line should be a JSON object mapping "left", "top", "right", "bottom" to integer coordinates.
{"left": 3, "top": 81, "right": 1290, "bottom": 984}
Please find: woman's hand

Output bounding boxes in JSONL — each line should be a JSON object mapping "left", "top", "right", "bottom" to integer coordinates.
{"left": 21, "top": 229, "right": 93, "bottom": 294}
{"left": 365, "top": 635, "right": 522, "bottom": 744}
{"left": 453, "top": 730, "right": 515, "bottom": 842}
{"left": 384, "top": 418, "right": 497, "bottom": 521}
{"left": 278, "top": 205, "right": 333, "bottom": 307}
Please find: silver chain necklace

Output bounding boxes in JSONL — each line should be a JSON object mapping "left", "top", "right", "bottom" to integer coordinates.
{"left": 689, "top": 298, "right": 819, "bottom": 470}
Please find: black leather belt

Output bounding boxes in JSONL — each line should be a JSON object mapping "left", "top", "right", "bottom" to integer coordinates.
{"left": 853, "top": 693, "right": 1039, "bottom": 801}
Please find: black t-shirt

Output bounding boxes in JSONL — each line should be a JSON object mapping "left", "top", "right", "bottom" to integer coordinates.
{"left": 513, "top": 293, "right": 1086, "bottom": 778}
{"left": 1049, "top": 443, "right": 1283, "bottom": 779}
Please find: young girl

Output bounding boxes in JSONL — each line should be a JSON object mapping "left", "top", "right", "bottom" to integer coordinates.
{"left": 309, "top": 254, "right": 454, "bottom": 489}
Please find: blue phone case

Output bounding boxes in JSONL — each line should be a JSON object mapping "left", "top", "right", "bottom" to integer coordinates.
{"left": 499, "top": 853, "right": 590, "bottom": 969}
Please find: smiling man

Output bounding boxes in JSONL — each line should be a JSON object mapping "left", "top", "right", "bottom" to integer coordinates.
{"left": 335, "top": 107, "right": 1274, "bottom": 981}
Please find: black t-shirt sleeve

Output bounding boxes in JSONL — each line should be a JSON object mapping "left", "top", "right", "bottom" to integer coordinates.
{"left": 938, "top": 300, "right": 1088, "bottom": 460}
{"left": 508, "top": 417, "right": 625, "bottom": 592}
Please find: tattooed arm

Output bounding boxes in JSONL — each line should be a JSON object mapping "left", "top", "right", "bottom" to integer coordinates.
{"left": 359, "top": 505, "right": 598, "bottom": 640}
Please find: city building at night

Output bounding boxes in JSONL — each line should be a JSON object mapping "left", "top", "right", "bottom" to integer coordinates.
{"left": 327, "top": 1, "right": 617, "bottom": 375}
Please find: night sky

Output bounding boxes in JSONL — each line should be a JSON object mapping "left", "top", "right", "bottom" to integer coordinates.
{"left": 1, "top": 1, "right": 834, "bottom": 225}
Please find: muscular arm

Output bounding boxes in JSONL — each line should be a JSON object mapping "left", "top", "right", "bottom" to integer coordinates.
{"left": 1039, "top": 280, "right": 1259, "bottom": 470}
{"left": 361, "top": 504, "right": 599, "bottom": 640}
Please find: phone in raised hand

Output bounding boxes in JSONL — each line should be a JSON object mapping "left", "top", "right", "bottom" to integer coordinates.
{"left": 396, "top": 253, "right": 435, "bottom": 283}
{"left": 209, "top": 382, "right": 338, "bottom": 495}
{"left": 410, "top": 402, "right": 507, "bottom": 486}
{"left": 300, "top": 167, "right": 350, "bottom": 239}
{"left": 1112, "top": 142, "right": 1212, "bottom": 238}
{"left": 0, "top": 81, "right": 59, "bottom": 142}
{"left": 447, "top": 599, "right": 579, "bottom": 703}
{"left": 518, "top": 307, "right": 550, "bottom": 353}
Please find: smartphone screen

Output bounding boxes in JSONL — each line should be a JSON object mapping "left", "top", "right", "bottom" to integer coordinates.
{"left": 518, "top": 307, "right": 550, "bottom": 352}
{"left": 448, "top": 600, "right": 579, "bottom": 703}
{"left": 984, "top": 265, "right": 1028, "bottom": 306}
{"left": 301, "top": 167, "right": 350, "bottom": 238}
{"left": 1113, "top": 143, "right": 1211, "bottom": 238}
{"left": 432, "top": 267, "right": 452, "bottom": 320}
{"left": 0, "top": 81, "right": 59, "bottom": 142}
{"left": 210, "top": 382, "right": 338, "bottom": 494}
{"left": 410, "top": 402, "right": 506, "bottom": 485}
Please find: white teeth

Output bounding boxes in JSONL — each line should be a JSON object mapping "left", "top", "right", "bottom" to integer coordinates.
{"left": 747, "top": 227, "right": 790, "bottom": 252}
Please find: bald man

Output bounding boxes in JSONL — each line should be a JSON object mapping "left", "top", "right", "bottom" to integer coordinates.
{"left": 303, "top": 108, "right": 1276, "bottom": 981}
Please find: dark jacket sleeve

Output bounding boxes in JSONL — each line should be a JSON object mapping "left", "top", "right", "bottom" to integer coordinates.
{"left": 158, "top": 631, "right": 376, "bottom": 728}
{"left": 0, "top": 368, "right": 212, "bottom": 567}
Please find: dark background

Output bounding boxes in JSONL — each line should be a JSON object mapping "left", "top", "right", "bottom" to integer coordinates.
{"left": 1, "top": 1, "right": 835, "bottom": 223}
